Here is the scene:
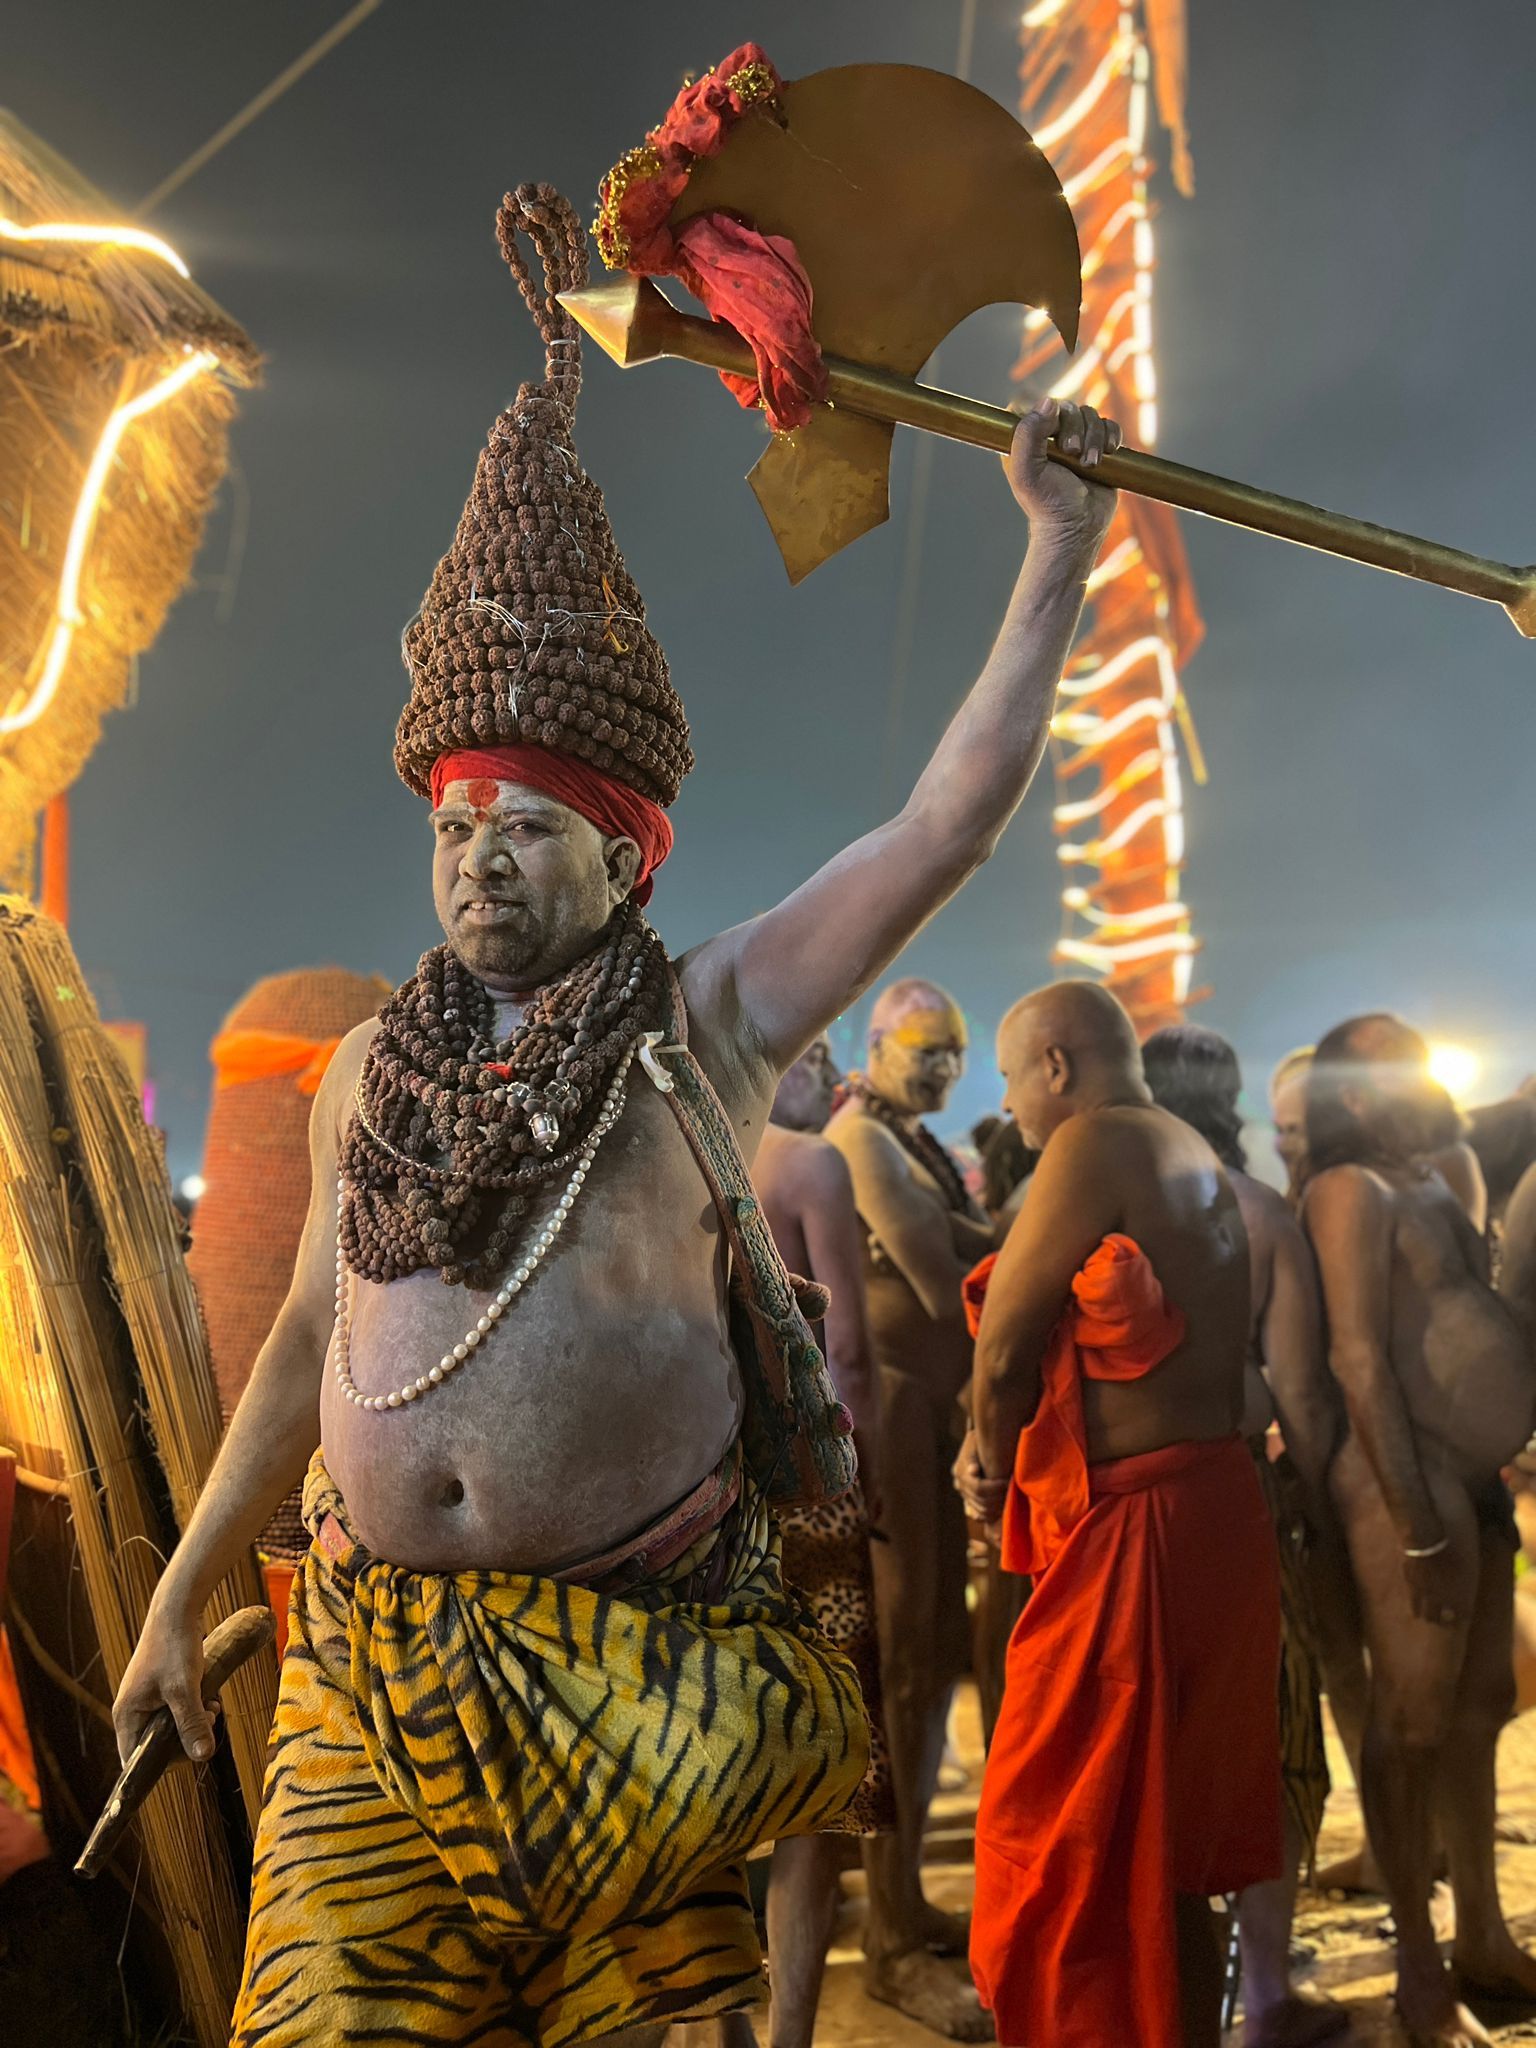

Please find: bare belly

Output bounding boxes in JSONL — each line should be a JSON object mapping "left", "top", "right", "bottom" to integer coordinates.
{"left": 319, "top": 1086, "right": 746, "bottom": 1572}
{"left": 1395, "top": 1280, "right": 1536, "bottom": 1480}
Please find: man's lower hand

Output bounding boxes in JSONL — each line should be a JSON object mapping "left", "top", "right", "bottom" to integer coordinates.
{"left": 953, "top": 1427, "right": 1009, "bottom": 1528}
{"left": 112, "top": 1598, "right": 215, "bottom": 1764}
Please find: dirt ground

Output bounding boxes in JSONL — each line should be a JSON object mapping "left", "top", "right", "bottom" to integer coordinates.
{"left": 788, "top": 1687, "right": 1536, "bottom": 2046}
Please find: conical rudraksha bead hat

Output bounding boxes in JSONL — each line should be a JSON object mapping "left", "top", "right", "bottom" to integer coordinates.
{"left": 394, "top": 183, "right": 692, "bottom": 805}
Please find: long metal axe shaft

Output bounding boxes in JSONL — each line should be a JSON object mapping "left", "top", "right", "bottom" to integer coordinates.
{"left": 561, "top": 277, "right": 1536, "bottom": 637}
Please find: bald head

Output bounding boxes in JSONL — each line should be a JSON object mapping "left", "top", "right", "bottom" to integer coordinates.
{"left": 870, "top": 978, "right": 965, "bottom": 1041}
{"left": 997, "top": 979, "right": 1145, "bottom": 1147}
{"left": 1001, "top": 980, "right": 1139, "bottom": 1069}
{"left": 867, "top": 977, "right": 968, "bottom": 1117}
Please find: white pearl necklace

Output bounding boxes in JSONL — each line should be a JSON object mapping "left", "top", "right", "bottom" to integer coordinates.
{"left": 333, "top": 1037, "right": 638, "bottom": 1412}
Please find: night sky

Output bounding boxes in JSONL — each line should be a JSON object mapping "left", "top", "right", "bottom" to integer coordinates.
{"left": 9, "top": 0, "right": 1535, "bottom": 1185}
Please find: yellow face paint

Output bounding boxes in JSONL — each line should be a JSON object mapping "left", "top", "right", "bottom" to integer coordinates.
{"left": 888, "top": 1006, "right": 968, "bottom": 1054}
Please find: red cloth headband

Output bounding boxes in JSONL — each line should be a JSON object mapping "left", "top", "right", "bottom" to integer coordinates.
{"left": 429, "top": 746, "right": 674, "bottom": 906}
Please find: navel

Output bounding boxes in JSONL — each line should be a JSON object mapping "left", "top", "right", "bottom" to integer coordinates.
{"left": 440, "top": 1476, "right": 466, "bottom": 1509}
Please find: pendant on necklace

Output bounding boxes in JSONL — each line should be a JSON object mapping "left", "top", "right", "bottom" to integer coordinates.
{"left": 530, "top": 1108, "right": 560, "bottom": 1152}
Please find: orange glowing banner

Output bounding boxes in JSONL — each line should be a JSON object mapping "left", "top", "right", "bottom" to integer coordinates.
{"left": 1016, "top": 0, "right": 1203, "bottom": 1033}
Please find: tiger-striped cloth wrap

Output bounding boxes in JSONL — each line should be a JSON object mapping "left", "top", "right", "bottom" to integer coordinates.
{"left": 231, "top": 1448, "right": 870, "bottom": 2046}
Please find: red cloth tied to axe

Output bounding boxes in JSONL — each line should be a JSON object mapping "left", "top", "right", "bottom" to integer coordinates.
{"left": 595, "top": 42, "right": 830, "bottom": 433}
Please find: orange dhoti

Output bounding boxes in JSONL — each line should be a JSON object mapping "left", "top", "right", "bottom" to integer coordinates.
{"left": 968, "top": 1236, "right": 1282, "bottom": 2048}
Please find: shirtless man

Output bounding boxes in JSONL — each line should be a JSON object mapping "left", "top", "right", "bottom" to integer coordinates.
{"left": 826, "top": 979, "right": 996, "bottom": 2037}
{"left": 756, "top": 1036, "right": 882, "bottom": 1516}
{"left": 110, "top": 184, "right": 1121, "bottom": 2048}
{"left": 1280, "top": 1047, "right": 1495, "bottom": 1900}
{"left": 736, "top": 1036, "right": 891, "bottom": 2048}
{"left": 1303, "top": 1012, "right": 1536, "bottom": 2047}
{"left": 957, "top": 983, "right": 1281, "bottom": 2048}
{"left": 1143, "top": 1024, "right": 1345, "bottom": 2048}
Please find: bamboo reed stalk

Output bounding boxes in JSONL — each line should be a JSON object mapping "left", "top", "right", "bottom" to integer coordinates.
{"left": 0, "top": 906, "right": 251, "bottom": 2043}
{"left": 13, "top": 906, "right": 278, "bottom": 1820}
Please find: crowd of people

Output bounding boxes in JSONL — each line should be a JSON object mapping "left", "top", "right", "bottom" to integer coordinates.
{"left": 747, "top": 988, "right": 1536, "bottom": 2048}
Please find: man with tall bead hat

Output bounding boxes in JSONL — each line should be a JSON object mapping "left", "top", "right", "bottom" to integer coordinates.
{"left": 113, "top": 173, "right": 1121, "bottom": 2048}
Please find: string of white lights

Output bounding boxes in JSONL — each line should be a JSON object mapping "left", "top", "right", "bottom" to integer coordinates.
{"left": 1052, "top": 748, "right": 1162, "bottom": 820}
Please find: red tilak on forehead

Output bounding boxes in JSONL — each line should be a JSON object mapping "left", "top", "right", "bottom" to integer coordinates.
{"left": 429, "top": 746, "right": 675, "bottom": 907}
{"left": 464, "top": 778, "right": 501, "bottom": 819}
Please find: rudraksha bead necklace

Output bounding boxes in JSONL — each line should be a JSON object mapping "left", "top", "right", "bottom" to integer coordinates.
{"left": 333, "top": 1040, "right": 638, "bottom": 1410}
{"left": 339, "top": 897, "right": 668, "bottom": 1287}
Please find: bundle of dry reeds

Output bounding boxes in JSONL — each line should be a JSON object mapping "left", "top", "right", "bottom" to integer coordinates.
{"left": 0, "top": 898, "right": 273, "bottom": 2044}
{"left": 0, "top": 112, "right": 258, "bottom": 884}
{"left": 14, "top": 907, "right": 277, "bottom": 1819}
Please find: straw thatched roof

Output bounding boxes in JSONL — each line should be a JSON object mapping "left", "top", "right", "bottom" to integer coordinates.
{"left": 0, "top": 110, "right": 258, "bottom": 885}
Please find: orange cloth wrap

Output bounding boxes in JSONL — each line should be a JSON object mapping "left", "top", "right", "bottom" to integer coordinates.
{"left": 212, "top": 1028, "right": 345, "bottom": 1097}
{"left": 1005, "top": 1232, "right": 1185, "bottom": 1578}
{"left": 969, "top": 1236, "right": 1282, "bottom": 2048}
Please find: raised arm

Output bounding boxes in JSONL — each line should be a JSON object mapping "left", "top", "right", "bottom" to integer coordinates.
{"left": 1303, "top": 1165, "right": 1454, "bottom": 1625}
{"left": 972, "top": 1117, "right": 1119, "bottom": 1482}
{"left": 111, "top": 1024, "right": 369, "bottom": 1762}
{"left": 686, "top": 402, "right": 1119, "bottom": 1071}
{"left": 829, "top": 1114, "right": 978, "bottom": 1323}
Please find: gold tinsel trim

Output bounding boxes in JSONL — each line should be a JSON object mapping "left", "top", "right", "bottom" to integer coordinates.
{"left": 593, "top": 57, "right": 782, "bottom": 272}
{"left": 593, "top": 142, "right": 664, "bottom": 271}
{"left": 724, "top": 61, "right": 778, "bottom": 106}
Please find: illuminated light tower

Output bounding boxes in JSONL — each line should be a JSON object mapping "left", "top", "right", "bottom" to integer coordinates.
{"left": 1015, "top": 0, "right": 1205, "bottom": 1033}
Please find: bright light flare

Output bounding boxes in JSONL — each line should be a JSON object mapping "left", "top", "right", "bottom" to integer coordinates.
{"left": 180, "top": 1174, "right": 207, "bottom": 1203}
{"left": 1, "top": 348, "right": 219, "bottom": 736}
{"left": 0, "top": 216, "right": 191, "bottom": 277}
{"left": 1427, "top": 1042, "right": 1480, "bottom": 1102}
